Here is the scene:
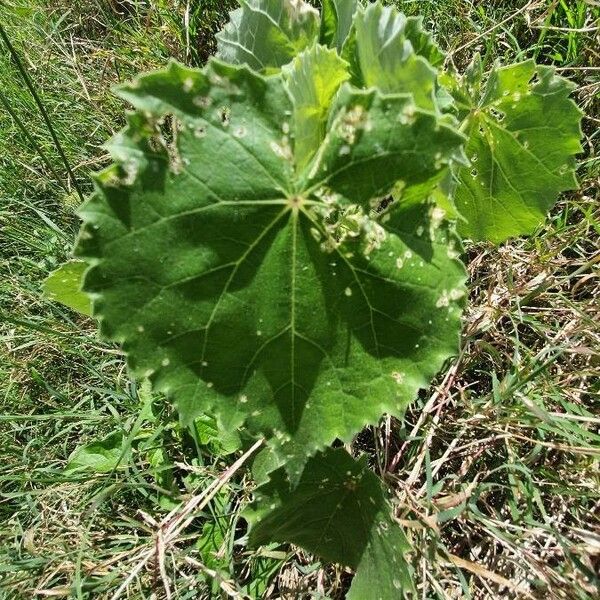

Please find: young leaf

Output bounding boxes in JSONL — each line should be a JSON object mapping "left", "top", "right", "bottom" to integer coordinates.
{"left": 216, "top": 0, "right": 319, "bottom": 73}
{"left": 320, "top": 0, "right": 358, "bottom": 52}
{"left": 76, "top": 59, "right": 466, "bottom": 481}
{"left": 343, "top": 2, "right": 442, "bottom": 110}
{"left": 450, "top": 60, "right": 583, "bottom": 243}
{"left": 403, "top": 15, "right": 445, "bottom": 67}
{"left": 65, "top": 431, "right": 125, "bottom": 473}
{"left": 196, "top": 490, "right": 231, "bottom": 574}
{"left": 283, "top": 43, "right": 349, "bottom": 170}
{"left": 247, "top": 448, "right": 415, "bottom": 598}
{"left": 43, "top": 260, "right": 92, "bottom": 316}
{"left": 194, "top": 414, "right": 242, "bottom": 455}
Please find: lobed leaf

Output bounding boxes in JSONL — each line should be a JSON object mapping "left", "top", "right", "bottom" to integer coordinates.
{"left": 247, "top": 447, "right": 415, "bottom": 598}
{"left": 216, "top": 0, "right": 319, "bottom": 73}
{"left": 76, "top": 57, "right": 466, "bottom": 480}
{"left": 450, "top": 59, "right": 583, "bottom": 243}
{"left": 343, "top": 2, "right": 443, "bottom": 110}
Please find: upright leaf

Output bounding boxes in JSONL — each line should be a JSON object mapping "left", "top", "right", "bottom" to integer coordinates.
{"left": 450, "top": 60, "right": 583, "bottom": 243}
{"left": 216, "top": 0, "right": 319, "bottom": 73}
{"left": 403, "top": 15, "right": 445, "bottom": 67}
{"left": 247, "top": 448, "right": 415, "bottom": 598}
{"left": 283, "top": 44, "right": 349, "bottom": 170}
{"left": 76, "top": 59, "right": 466, "bottom": 481}
{"left": 320, "top": 0, "right": 358, "bottom": 52}
{"left": 344, "top": 2, "right": 441, "bottom": 110}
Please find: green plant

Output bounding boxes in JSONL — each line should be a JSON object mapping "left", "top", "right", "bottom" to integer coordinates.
{"left": 46, "top": 0, "right": 583, "bottom": 596}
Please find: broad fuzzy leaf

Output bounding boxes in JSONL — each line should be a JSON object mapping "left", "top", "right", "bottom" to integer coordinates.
{"left": 248, "top": 448, "right": 415, "bottom": 598}
{"left": 43, "top": 260, "right": 92, "bottom": 316}
{"left": 320, "top": 0, "right": 358, "bottom": 52}
{"left": 343, "top": 2, "right": 442, "bottom": 110}
{"left": 76, "top": 58, "right": 466, "bottom": 480}
{"left": 450, "top": 60, "right": 583, "bottom": 243}
{"left": 216, "top": 0, "right": 319, "bottom": 73}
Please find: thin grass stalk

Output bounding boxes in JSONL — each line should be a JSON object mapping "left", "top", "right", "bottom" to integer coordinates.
{"left": 0, "top": 23, "right": 85, "bottom": 203}
{"left": 0, "top": 88, "right": 70, "bottom": 195}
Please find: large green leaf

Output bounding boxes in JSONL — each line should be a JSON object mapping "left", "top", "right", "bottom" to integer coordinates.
{"left": 320, "top": 0, "right": 358, "bottom": 52}
{"left": 248, "top": 448, "right": 414, "bottom": 598}
{"left": 216, "top": 0, "right": 319, "bottom": 73}
{"left": 76, "top": 58, "right": 466, "bottom": 480}
{"left": 450, "top": 60, "right": 583, "bottom": 243}
{"left": 43, "top": 260, "right": 92, "bottom": 316}
{"left": 343, "top": 2, "right": 442, "bottom": 110}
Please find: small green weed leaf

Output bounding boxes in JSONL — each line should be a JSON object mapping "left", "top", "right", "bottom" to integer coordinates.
{"left": 216, "top": 0, "right": 319, "bottom": 73}
{"left": 43, "top": 260, "right": 91, "bottom": 316}
{"left": 283, "top": 44, "right": 349, "bottom": 171}
{"left": 451, "top": 60, "right": 583, "bottom": 243}
{"left": 196, "top": 490, "right": 231, "bottom": 573}
{"left": 247, "top": 448, "right": 414, "bottom": 598}
{"left": 76, "top": 58, "right": 466, "bottom": 481}
{"left": 242, "top": 549, "right": 287, "bottom": 599}
{"left": 320, "top": 0, "right": 358, "bottom": 52}
{"left": 146, "top": 446, "right": 178, "bottom": 509}
{"left": 65, "top": 431, "right": 125, "bottom": 473}
{"left": 194, "top": 415, "right": 242, "bottom": 455}
{"left": 344, "top": 2, "right": 441, "bottom": 110}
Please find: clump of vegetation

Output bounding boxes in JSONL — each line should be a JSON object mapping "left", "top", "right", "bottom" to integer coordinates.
{"left": 1, "top": 0, "right": 598, "bottom": 598}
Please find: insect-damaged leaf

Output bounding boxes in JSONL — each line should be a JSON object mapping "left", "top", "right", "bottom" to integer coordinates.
{"left": 449, "top": 59, "right": 583, "bottom": 243}
{"left": 76, "top": 57, "right": 466, "bottom": 480}
{"left": 305, "top": 83, "right": 465, "bottom": 210}
{"left": 247, "top": 448, "right": 415, "bottom": 598}
{"left": 216, "top": 0, "right": 319, "bottom": 73}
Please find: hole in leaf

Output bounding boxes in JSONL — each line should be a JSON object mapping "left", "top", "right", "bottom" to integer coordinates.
{"left": 489, "top": 108, "right": 505, "bottom": 121}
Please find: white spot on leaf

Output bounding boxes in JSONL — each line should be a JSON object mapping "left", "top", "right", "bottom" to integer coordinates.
{"left": 391, "top": 371, "right": 404, "bottom": 384}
